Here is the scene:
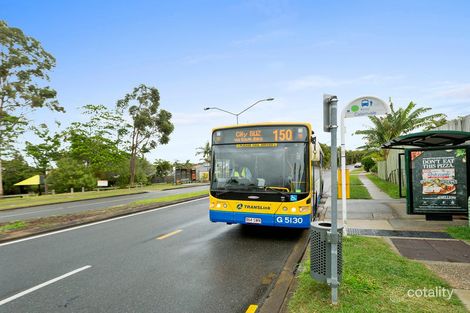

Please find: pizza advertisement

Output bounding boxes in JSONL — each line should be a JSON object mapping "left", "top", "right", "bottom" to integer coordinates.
{"left": 421, "top": 168, "right": 457, "bottom": 195}
{"left": 408, "top": 148, "right": 468, "bottom": 214}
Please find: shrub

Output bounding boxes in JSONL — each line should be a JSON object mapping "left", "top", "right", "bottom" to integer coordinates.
{"left": 361, "top": 156, "right": 376, "bottom": 172}
{"left": 47, "top": 158, "right": 97, "bottom": 193}
{"left": 371, "top": 164, "right": 378, "bottom": 173}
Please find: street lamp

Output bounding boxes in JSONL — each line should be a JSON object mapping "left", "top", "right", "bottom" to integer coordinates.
{"left": 204, "top": 98, "right": 274, "bottom": 124}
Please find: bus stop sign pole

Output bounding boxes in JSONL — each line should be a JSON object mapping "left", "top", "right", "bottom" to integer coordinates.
{"left": 323, "top": 94, "right": 339, "bottom": 304}
{"left": 340, "top": 96, "right": 390, "bottom": 236}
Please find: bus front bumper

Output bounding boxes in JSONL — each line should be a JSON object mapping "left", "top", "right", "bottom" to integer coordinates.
{"left": 209, "top": 210, "right": 310, "bottom": 228}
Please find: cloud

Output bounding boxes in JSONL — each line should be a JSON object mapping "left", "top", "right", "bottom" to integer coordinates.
{"left": 181, "top": 53, "right": 233, "bottom": 65}
{"left": 286, "top": 75, "right": 337, "bottom": 91}
{"left": 230, "top": 30, "right": 292, "bottom": 47}
{"left": 431, "top": 83, "right": 470, "bottom": 101}
{"left": 286, "top": 74, "right": 403, "bottom": 91}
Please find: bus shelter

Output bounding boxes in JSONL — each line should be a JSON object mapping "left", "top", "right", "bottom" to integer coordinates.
{"left": 14, "top": 175, "right": 45, "bottom": 195}
{"left": 382, "top": 130, "right": 470, "bottom": 220}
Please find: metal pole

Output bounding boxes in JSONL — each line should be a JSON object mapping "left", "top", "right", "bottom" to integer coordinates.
{"left": 236, "top": 115, "right": 239, "bottom": 125}
{"left": 329, "top": 96, "right": 339, "bottom": 304}
{"left": 340, "top": 114, "right": 348, "bottom": 236}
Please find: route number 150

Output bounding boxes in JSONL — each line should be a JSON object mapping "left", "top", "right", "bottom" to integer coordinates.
{"left": 273, "top": 129, "right": 293, "bottom": 141}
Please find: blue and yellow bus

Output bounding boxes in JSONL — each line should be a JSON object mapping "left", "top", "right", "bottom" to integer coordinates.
{"left": 209, "top": 123, "right": 324, "bottom": 229}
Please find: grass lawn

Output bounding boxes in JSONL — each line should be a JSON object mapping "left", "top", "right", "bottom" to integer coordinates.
{"left": 288, "top": 236, "right": 466, "bottom": 313}
{"left": 446, "top": 226, "right": 470, "bottom": 241}
{"left": 366, "top": 173, "right": 404, "bottom": 199}
{"left": 0, "top": 183, "right": 207, "bottom": 211}
{"left": 349, "top": 175, "right": 371, "bottom": 199}
{"left": 131, "top": 190, "right": 208, "bottom": 206}
{"left": 350, "top": 167, "right": 364, "bottom": 175}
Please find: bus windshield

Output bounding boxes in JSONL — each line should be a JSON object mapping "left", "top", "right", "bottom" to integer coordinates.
{"left": 211, "top": 142, "right": 309, "bottom": 193}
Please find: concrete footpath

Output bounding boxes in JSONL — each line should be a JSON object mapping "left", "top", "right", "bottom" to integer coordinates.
{"left": 317, "top": 171, "right": 470, "bottom": 311}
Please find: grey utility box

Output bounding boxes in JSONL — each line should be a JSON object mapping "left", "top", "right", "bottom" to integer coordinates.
{"left": 310, "top": 221, "right": 343, "bottom": 283}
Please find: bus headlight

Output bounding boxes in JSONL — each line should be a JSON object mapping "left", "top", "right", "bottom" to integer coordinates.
{"left": 223, "top": 203, "right": 228, "bottom": 208}
{"left": 291, "top": 207, "right": 297, "bottom": 213}
{"left": 216, "top": 203, "right": 221, "bottom": 208}
{"left": 299, "top": 206, "right": 310, "bottom": 213}
{"left": 210, "top": 202, "right": 215, "bottom": 208}
{"left": 282, "top": 207, "right": 288, "bottom": 212}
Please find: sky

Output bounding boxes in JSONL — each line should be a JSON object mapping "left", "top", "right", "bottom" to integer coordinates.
{"left": 3, "top": 0, "right": 470, "bottom": 164}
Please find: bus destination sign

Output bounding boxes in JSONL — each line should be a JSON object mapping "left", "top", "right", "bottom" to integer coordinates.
{"left": 213, "top": 126, "right": 309, "bottom": 144}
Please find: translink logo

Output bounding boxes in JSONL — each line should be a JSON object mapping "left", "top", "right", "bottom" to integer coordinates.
{"left": 237, "top": 203, "right": 243, "bottom": 210}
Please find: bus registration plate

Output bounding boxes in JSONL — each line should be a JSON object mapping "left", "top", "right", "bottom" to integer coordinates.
{"left": 245, "top": 217, "right": 262, "bottom": 224}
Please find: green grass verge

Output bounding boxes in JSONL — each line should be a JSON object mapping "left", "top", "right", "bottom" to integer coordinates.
{"left": 288, "top": 236, "right": 466, "bottom": 313}
{"left": 0, "top": 190, "right": 209, "bottom": 235}
{"left": 0, "top": 183, "right": 207, "bottom": 211}
{"left": 0, "top": 221, "right": 28, "bottom": 232}
{"left": 131, "top": 190, "right": 208, "bottom": 206}
{"left": 350, "top": 167, "right": 364, "bottom": 175}
{"left": 446, "top": 226, "right": 470, "bottom": 241}
{"left": 349, "top": 175, "right": 372, "bottom": 199}
{"left": 366, "top": 173, "right": 404, "bottom": 199}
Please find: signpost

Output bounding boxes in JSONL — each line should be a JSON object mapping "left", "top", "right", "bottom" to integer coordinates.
{"left": 323, "top": 94, "right": 339, "bottom": 304}
{"left": 340, "top": 96, "right": 390, "bottom": 235}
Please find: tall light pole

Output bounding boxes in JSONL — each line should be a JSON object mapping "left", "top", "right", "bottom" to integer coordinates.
{"left": 204, "top": 98, "right": 274, "bottom": 124}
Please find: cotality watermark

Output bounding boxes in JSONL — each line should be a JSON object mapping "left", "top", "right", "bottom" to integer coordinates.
{"left": 390, "top": 286, "right": 454, "bottom": 303}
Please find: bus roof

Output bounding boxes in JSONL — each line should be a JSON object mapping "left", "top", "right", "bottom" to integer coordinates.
{"left": 212, "top": 122, "right": 313, "bottom": 133}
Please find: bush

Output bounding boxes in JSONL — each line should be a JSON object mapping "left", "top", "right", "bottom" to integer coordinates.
{"left": 371, "top": 164, "right": 378, "bottom": 173}
{"left": 361, "top": 156, "right": 376, "bottom": 172}
{"left": 47, "top": 158, "right": 97, "bottom": 193}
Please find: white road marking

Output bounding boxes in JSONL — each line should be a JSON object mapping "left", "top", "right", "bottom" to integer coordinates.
{"left": 0, "top": 265, "right": 92, "bottom": 306}
{"left": 0, "top": 197, "right": 208, "bottom": 247}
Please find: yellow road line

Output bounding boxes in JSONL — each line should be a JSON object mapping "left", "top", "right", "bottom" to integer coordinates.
{"left": 156, "top": 229, "right": 182, "bottom": 240}
{"left": 245, "top": 304, "right": 258, "bottom": 313}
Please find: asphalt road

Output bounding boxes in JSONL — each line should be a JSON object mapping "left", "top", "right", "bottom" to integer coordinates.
{"left": 0, "top": 198, "right": 305, "bottom": 313}
{"left": 0, "top": 185, "right": 208, "bottom": 223}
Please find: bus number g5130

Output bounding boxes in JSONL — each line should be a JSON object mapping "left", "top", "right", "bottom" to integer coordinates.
{"left": 276, "top": 216, "right": 304, "bottom": 224}
{"left": 273, "top": 129, "right": 293, "bottom": 141}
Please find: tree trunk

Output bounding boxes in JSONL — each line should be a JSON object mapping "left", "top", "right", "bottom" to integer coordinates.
{"left": 129, "top": 152, "right": 136, "bottom": 187}
{"left": 0, "top": 159, "right": 3, "bottom": 196}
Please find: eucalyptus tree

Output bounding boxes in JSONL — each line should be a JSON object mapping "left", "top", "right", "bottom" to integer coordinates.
{"left": 66, "top": 104, "right": 128, "bottom": 179}
{"left": 0, "top": 20, "right": 64, "bottom": 195}
{"left": 25, "top": 122, "right": 62, "bottom": 192}
{"left": 117, "top": 84, "right": 174, "bottom": 186}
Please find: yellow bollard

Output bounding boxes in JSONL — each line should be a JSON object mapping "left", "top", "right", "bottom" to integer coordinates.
{"left": 337, "top": 169, "right": 350, "bottom": 199}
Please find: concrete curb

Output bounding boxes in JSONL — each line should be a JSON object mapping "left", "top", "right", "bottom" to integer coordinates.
{"left": 258, "top": 229, "right": 309, "bottom": 313}
{"left": 161, "top": 183, "right": 209, "bottom": 191}
{"left": 0, "top": 191, "right": 148, "bottom": 212}
{"left": 0, "top": 195, "right": 208, "bottom": 244}
{"left": 258, "top": 196, "right": 329, "bottom": 313}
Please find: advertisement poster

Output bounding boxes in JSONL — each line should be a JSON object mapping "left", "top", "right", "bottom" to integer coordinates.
{"left": 410, "top": 148, "right": 468, "bottom": 213}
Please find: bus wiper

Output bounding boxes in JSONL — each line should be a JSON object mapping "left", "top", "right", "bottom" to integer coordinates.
{"left": 265, "top": 186, "right": 290, "bottom": 197}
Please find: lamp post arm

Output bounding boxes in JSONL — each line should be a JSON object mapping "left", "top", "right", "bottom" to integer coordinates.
{"left": 237, "top": 99, "right": 264, "bottom": 116}
{"left": 208, "top": 107, "right": 238, "bottom": 116}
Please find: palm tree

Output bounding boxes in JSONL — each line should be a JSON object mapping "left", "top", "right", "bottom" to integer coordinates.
{"left": 196, "top": 141, "right": 211, "bottom": 164}
{"left": 355, "top": 101, "right": 446, "bottom": 157}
